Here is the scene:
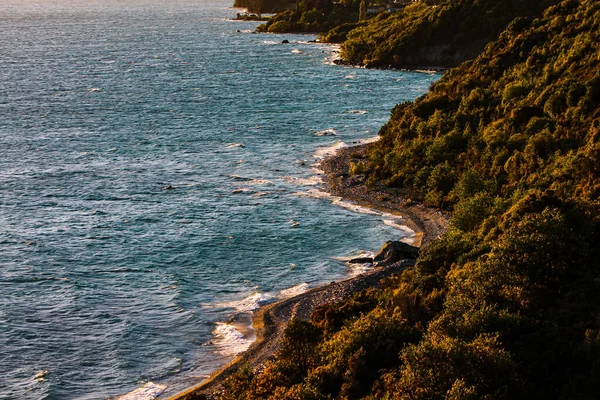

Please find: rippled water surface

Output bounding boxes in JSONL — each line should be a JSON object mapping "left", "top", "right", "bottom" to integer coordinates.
{"left": 0, "top": 0, "right": 439, "bottom": 398}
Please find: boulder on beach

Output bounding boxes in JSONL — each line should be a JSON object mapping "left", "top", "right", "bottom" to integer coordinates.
{"left": 373, "top": 241, "right": 419, "bottom": 266}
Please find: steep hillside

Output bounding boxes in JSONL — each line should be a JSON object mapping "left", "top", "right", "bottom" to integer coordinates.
{"left": 341, "top": 0, "right": 561, "bottom": 68}
{"left": 213, "top": 1, "right": 600, "bottom": 399}
{"left": 233, "top": 0, "right": 295, "bottom": 14}
{"left": 255, "top": 0, "right": 361, "bottom": 34}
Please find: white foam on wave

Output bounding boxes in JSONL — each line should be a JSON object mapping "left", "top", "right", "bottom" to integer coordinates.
{"left": 247, "top": 179, "right": 273, "bottom": 186}
{"left": 116, "top": 382, "right": 167, "bottom": 400}
{"left": 218, "top": 292, "right": 274, "bottom": 313}
{"left": 310, "top": 135, "right": 379, "bottom": 173}
{"left": 282, "top": 175, "right": 322, "bottom": 186}
{"left": 333, "top": 251, "right": 377, "bottom": 277}
{"left": 322, "top": 44, "right": 341, "bottom": 65}
{"left": 347, "top": 263, "right": 373, "bottom": 276}
{"left": 315, "top": 128, "right": 337, "bottom": 136}
{"left": 313, "top": 140, "right": 348, "bottom": 160}
{"left": 296, "top": 189, "right": 380, "bottom": 217}
{"left": 212, "top": 323, "right": 254, "bottom": 357}
{"left": 291, "top": 49, "right": 303, "bottom": 54}
{"left": 232, "top": 187, "right": 252, "bottom": 194}
{"left": 360, "top": 135, "right": 381, "bottom": 144}
{"left": 229, "top": 175, "right": 274, "bottom": 186}
{"left": 348, "top": 109, "right": 368, "bottom": 114}
{"left": 334, "top": 198, "right": 381, "bottom": 215}
{"left": 226, "top": 143, "right": 245, "bottom": 148}
{"left": 279, "top": 282, "right": 309, "bottom": 299}
{"left": 294, "top": 188, "right": 330, "bottom": 199}
{"left": 210, "top": 281, "right": 314, "bottom": 359}
{"left": 296, "top": 189, "right": 417, "bottom": 241}
{"left": 229, "top": 174, "right": 250, "bottom": 181}
{"left": 415, "top": 69, "right": 438, "bottom": 74}
{"left": 332, "top": 250, "right": 375, "bottom": 262}
{"left": 383, "top": 219, "right": 417, "bottom": 244}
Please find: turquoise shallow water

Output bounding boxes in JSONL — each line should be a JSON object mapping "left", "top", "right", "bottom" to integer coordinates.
{"left": 0, "top": 0, "right": 439, "bottom": 398}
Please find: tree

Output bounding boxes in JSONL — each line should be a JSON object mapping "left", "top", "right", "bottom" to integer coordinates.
{"left": 359, "top": 0, "right": 367, "bottom": 21}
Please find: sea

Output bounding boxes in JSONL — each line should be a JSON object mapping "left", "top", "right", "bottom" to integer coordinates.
{"left": 0, "top": 0, "right": 440, "bottom": 398}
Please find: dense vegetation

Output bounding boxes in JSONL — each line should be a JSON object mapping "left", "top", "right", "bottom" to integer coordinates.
{"left": 234, "top": 0, "right": 296, "bottom": 14}
{"left": 250, "top": 0, "right": 561, "bottom": 68}
{"left": 341, "top": 0, "right": 560, "bottom": 68}
{"left": 254, "top": 0, "right": 362, "bottom": 34}
{"left": 215, "top": 0, "right": 600, "bottom": 398}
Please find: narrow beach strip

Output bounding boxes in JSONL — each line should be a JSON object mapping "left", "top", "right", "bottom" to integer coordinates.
{"left": 168, "top": 143, "right": 448, "bottom": 400}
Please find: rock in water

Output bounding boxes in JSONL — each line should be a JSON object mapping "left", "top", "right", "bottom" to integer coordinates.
{"left": 373, "top": 241, "right": 419, "bottom": 266}
{"left": 282, "top": 39, "right": 289, "bottom": 44}
{"left": 348, "top": 257, "right": 373, "bottom": 264}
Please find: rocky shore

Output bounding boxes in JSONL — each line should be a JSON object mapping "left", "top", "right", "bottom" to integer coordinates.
{"left": 168, "top": 144, "right": 449, "bottom": 400}
{"left": 321, "top": 143, "right": 449, "bottom": 247}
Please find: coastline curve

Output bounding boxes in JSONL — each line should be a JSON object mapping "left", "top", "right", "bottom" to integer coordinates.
{"left": 167, "top": 144, "right": 449, "bottom": 399}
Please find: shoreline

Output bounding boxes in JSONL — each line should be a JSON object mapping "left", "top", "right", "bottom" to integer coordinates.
{"left": 332, "top": 58, "right": 449, "bottom": 73}
{"left": 320, "top": 143, "right": 449, "bottom": 248}
{"left": 167, "top": 144, "right": 449, "bottom": 400}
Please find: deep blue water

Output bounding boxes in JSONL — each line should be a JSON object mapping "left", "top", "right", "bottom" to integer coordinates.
{"left": 0, "top": 0, "right": 439, "bottom": 398}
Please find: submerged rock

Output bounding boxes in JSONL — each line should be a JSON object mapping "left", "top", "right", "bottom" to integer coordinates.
{"left": 282, "top": 39, "right": 289, "bottom": 44}
{"left": 373, "top": 241, "right": 419, "bottom": 266}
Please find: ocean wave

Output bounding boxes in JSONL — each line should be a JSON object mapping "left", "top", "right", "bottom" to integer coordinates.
{"left": 291, "top": 49, "right": 303, "bottom": 54}
{"left": 212, "top": 323, "right": 254, "bottom": 357}
{"left": 279, "top": 282, "right": 309, "bottom": 299}
{"left": 359, "top": 136, "right": 381, "bottom": 144}
{"left": 232, "top": 187, "right": 252, "bottom": 194}
{"left": 332, "top": 250, "right": 375, "bottom": 262}
{"left": 334, "top": 251, "right": 376, "bottom": 276}
{"left": 314, "top": 128, "right": 337, "bottom": 136}
{"left": 218, "top": 292, "right": 274, "bottom": 313}
{"left": 229, "top": 175, "right": 274, "bottom": 186}
{"left": 116, "top": 382, "right": 167, "bottom": 400}
{"left": 247, "top": 179, "right": 274, "bottom": 186}
{"left": 226, "top": 143, "right": 245, "bottom": 148}
{"left": 347, "top": 263, "right": 373, "bottom": 277}
{"left": 348, "top": 109, "right": 368, "bottom": 114}
{"left": 293, "top": 188, "right": 331, "bottom": 199}
{"left": 383, "top": 219, "right": 417, "bottom": 244}
{"left": 229, "top": 174, "right": 252, "bottom": 181}
{"left": 282, "top": 175, "right": 322, "bottom": 186}
{"left": 296, "top": 188, "right": 382, "bottom": 217}
{"left": 313, "top": 141, "right": 348, "bottom": 160}
{"left": 0, "top": 276, "right": 70, "bottom": 283}
{"left": 332, "top": 197, "right": 382, "bottom": 215}
{"left": 322, "top": 44, "right": 341, "bottom": 65}
{"left": 415, "top": 69, "right": 438, "bottom": 74}
{"left": 296, "top": 190, "right": 417, "bottom": 241}
{"left": 382, "top": 218, "right": 412, "bottom": 232}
